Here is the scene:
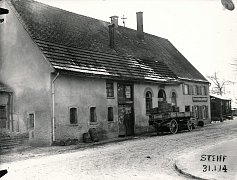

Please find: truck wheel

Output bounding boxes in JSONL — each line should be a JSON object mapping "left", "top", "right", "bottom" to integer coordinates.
{"left": 170, "top": 119, "right": 178, "bottom": 134}
{"left": 187, "top": 121, "right": 193, "bottom": 132}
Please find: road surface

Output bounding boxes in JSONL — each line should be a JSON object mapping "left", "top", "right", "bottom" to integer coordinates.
{"left": 1, "top": 120, "right": 237, "bottom": 180}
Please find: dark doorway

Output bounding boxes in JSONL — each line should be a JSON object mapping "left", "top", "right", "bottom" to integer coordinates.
{"left": 117, "top": 83, "right": 134, "bottom": 136}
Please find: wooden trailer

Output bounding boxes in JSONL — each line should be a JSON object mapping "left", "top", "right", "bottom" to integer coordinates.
{"left": 149, "top": 111, "right": 197, "bottom": 134}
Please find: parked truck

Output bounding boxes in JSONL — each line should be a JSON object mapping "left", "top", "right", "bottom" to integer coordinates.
{"left": 148, "top": 102, "right": 197, "bottom": 134}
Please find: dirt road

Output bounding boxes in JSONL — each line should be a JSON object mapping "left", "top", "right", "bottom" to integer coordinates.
{"left": 1, "top": 120, "right": 237, "bottom": 180}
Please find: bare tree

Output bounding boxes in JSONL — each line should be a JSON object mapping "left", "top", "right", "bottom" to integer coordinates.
{"left": 207, "top": 72, "right": 233, "bottom": 95}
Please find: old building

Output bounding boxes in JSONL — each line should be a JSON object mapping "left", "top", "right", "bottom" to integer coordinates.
{"left": 0, "top": 0, "right": 210, "bottom": 145}
{"left": 210, "top": 94, "right": 232, "bottom": 121}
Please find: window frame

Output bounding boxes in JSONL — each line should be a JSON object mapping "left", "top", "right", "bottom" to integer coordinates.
{"left": 69, "top": 107, "right": 78, "bottom": 125}
{"left": 158, "top": 89, "right": 166, "bottom": 101}
{"left": 28, "top": 112, "right": 35, "bottom": 129}
{"left": 107, "top": 107, "right": 114, "bottom": 122}
{"left": 106, "top": 81, "right": 114, "bottom": 98}
{"left": 145, "top": 91, "right": 153, "bottom": 115}
{"left": 183, "top": 84, "right": 189, "bottom": 95}
{"left": 202, "top": 86, "right": 207, "bottom": 95}
{"left": 90, "top": 107, "right": 97, "bottom": 123}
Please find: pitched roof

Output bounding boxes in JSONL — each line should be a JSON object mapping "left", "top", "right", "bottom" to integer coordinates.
{"left": 210, "top": 94, "right": 231, "bottom": 101}
{"left": 8, "top": 0, "right": 208, "bottom": 83}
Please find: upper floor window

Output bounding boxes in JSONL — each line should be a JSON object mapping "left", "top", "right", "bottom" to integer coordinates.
{"left": 193, "top": 85, "right": 198, "bottom": 95}
{"left": 197, "top": 86, "right": 202, "bottom": 95}
{"left": 70, "top": 107, "right": 77, "bottom": 124}
{"left": 90, "top": 107, "right": 97, "bottom": 122}
{"left": 202, "top": 86, "right": 207, "bottom": 95}
{"left": 183, "top": 84, "right": 189, "bottom": 95}
{"left": 146, "top": 91, "right": 152, "bottom": 114}
{"left": 106, "top": 81, "right": 114, "bottom": 98}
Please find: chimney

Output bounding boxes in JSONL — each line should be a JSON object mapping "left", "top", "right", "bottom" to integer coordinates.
{"left": 110, "top": 16, "right": 119, "bottom": 28}
{"left": 108, "top": 24, "right": 115, "bottom": 49}
{"left": 136, "top": 12, "right": 144, "bottom": 39}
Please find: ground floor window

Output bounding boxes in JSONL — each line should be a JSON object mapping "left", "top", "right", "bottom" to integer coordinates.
{"left": 146, "top": 91, "right": 152, "bottom": 114}
{"left": 108, "top": 107, "right": 113, "bottom": 121}
{"left": 28, "top": 113, "right": 35, "bottom": 129}
{"left": 0, "top": 105, "right": 7, "bottom": 128}
{"left": 69, "top": 107, "right": 77, "bottom": 124}
{"left": 90, "top": 107, "right": 97, "bottom": 122}
{"left": 192, "top": 105, "right": 208, "bottom": 119}
{"left": 185, "top": 106, "right": 190, "bottom": 112}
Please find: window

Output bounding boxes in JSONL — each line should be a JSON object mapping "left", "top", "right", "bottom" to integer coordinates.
{"left": 203, "top": 106, "right": 206, "bottom": 119}
{"left": 171, "top": 92, "right": 177, "bottom": 107}
{"left": 203, "top": 105, "right": 208, "bottom": 119}
{"left": 158, "top": 89, "right": 166, "bottom": 101}
{"left": 183, "top": 84, "right": 189, "bottom": 95}
{"left": 108, "top": 107, "right": 113, "bottom": 121}
{"left": 193, "top": 85, "right": 197, "bottom": 95}
{"left": 0, "top": 106, "right": 6, "bottom": 119}
{"left": 185, "top": 106, "right": 190, "bottom": 112}
{"left": 0, "top": 106, "right": 7, "bottom": 128}
{"left": 202, "top": 86, "right": 207, "bottom": 95}
{"left": 197, "top": 86, "right": 202, "bottom": 95}
{"left": 190, "top": 85, "right": 194, "bottom": 95}
{"left": 106, "top": 82, "right": 114, "bottom": 98}
{"left": 146, "top": 91, "right": 152, "bottom": 114}
{"left": 193, "top": 106, "right": 199, "bottom": 119}
{"left": 29, "top": 113, "right": 35, "bottom": 129}
{"left": 90, "top": 107, "right": 97, "bottom": 122}
{"left": 70, "top": 108, "right": 77, "bottom": 124}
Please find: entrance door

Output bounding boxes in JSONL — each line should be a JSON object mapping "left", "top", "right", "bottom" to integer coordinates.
{"left": 117, "top": 83, "right": 134, "bottom": 136}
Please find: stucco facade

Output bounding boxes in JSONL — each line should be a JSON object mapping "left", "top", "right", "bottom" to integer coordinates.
{"left": 52, "top": 76, "right": 210, "bottom": 142}
{"left": 0, "top": 0, "right": 211, "bottom": 145}
{"left": 0, "top": 1, "right": 53, "bottom": 145}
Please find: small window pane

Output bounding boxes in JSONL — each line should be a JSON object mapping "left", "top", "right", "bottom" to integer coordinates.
{"left": 90, "top": 107, "right": 97, "bottom": 122}
{"left": 70, "top": 108, "right": 77, "bottom": 124}
{"left": 108, "top": 107, "right": 113, "bottom": 121}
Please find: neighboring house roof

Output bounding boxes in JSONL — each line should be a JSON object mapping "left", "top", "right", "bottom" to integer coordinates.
{"left": 210, "top": 94, "right": 232, "bottom": 101}
{"left": 8, "top": 0, "right": 208, "bottom": 83}
{"left": 0, "top": 82, "right": 12, "bottom": 92}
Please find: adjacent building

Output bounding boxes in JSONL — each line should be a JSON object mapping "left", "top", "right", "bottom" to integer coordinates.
{"left": 0, "top": 0, "right": 211, "bottom": 145}
{"left": 210, "top": 94, "right": 232, "bottom": 121}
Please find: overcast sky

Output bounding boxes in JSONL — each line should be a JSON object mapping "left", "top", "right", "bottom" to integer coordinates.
{"left": 35, "top": 0, "right": 237, "bottom": 83}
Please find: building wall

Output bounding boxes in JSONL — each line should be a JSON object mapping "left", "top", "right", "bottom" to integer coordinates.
{"left": 54, "top": 74, "right": 119, "bottom": 141}
{"left": 54, "top": 77, "right": 211, "bottom": 141}
{"left": 134, "top": 83, "right": 183, "bottom": 134}
{"left": 0, "top": 2, "right": 53, "bottom": 145}
{"left": 179, "top": 81, "right": 211, "bottom": 125}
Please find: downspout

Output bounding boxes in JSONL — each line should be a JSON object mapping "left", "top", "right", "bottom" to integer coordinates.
{"left": 52, "top": 72, "right": 60, "bottom": 142}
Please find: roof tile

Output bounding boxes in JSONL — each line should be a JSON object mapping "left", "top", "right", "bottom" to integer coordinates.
{"left": 8, "top": 0, "right": 208, "bottom": 83}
